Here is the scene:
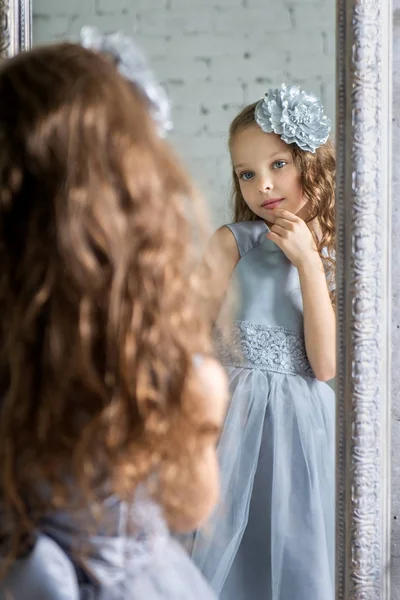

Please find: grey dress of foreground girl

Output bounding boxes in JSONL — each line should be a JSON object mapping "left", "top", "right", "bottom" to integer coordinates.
{"left": 1, "top": 491, "right": 218, "bottom": 600}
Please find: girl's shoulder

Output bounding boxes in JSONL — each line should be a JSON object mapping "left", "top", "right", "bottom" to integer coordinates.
{"left": 220, "top": 220, "right": 268, "bottom": 259}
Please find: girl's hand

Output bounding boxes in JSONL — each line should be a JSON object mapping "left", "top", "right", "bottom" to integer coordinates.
{"left": 264, "top": 208, "right": 319, "bottom": 269}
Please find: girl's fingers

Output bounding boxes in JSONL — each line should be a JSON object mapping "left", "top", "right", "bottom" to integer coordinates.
{"left": 266, "top": 231, "right": 284, "bottom": 248}
{"left": 266, "top": 208, "right": 299, "bottom": 222}
{"left": 273, "top": 218, "right": 295, "bottom": 231}
{"left": 270, "top": 224, "right": 288, "bottom": 237}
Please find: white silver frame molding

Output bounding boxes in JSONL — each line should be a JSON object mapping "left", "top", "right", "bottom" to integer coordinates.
{"left": 0, "top": 0, "right": 394, "bottom": 598}
{"left": 336, "top": 0, "right": 392, "bottom": 598}
{"left": 0, "top": 0, "right": 31, "bottom": 58}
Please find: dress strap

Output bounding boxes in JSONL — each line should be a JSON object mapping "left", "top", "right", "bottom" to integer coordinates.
{"left": 225, "top": 221, "right": 268, "bottom": 258}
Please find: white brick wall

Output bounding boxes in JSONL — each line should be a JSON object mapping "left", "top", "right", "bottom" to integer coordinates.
{"left": 33, "top": 0, "right": 335, "bottom": 226}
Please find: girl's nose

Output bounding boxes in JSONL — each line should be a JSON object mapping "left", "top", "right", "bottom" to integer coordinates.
{"left": 258, "top": 174, "right": 273, "bottom": 192}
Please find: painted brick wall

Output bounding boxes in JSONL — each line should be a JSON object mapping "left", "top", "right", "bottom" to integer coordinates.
{"left": 33, "top": 0, "right": 335, "bottom": 225}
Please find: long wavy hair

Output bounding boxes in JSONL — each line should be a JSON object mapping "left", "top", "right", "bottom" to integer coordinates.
{"left": 229, "top": 102, "right": 336, "bottom": 268}
{"left": 0, "top": 43, "right": 222, "bottom": 563}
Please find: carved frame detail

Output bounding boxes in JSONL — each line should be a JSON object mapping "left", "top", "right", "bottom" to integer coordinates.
{"left": 336, "top": 0, "right": 392, "bottom": 598}
{"left": 0, "top": 0, "right": 30, "bottom": 58}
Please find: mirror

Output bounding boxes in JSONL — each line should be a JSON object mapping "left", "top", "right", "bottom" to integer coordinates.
{"left": 30, "top": 1, "right": 336, "bottom": 228}
{"left": 0, "top": 1, "right": 392, "bottom": 598}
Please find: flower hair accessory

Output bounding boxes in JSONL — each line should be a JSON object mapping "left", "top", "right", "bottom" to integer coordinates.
{"left": 255, "top": 84, "right": 332, "bottom": 153}
{"left": 80, "top": 26, "right": 172, "bottom": 137}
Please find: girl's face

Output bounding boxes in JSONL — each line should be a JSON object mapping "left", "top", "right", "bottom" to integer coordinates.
{"left": 230, "top": 125, "right": 307, "bottom": 222}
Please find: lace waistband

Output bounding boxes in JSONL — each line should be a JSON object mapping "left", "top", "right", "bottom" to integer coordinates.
{"left": 214, "top": 321, "right": 314, "bottom": 377}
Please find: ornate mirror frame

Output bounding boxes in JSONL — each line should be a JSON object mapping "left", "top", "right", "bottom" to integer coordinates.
{"left": 336, "top": 0, "right": 392, "bottom": 597}
{"left": 0, "top": 0, "right": 393, "bottom": 597}
{"left": 0, "top": 1, "right": 30, "bottom": 57}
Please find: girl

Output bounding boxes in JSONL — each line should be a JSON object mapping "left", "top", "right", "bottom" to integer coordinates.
{"left": 189, "top": 84, "right": 336, "bottom": 600}
{"left": 0, "top": 27, "right": 228, "bottom": 599}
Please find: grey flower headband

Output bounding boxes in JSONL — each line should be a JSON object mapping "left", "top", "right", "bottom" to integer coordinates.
{"left": 80, "top": 26, "right": 172, "bottom": 138}
{"left": 254, "top": 83, "right": 331, "bottom": 153}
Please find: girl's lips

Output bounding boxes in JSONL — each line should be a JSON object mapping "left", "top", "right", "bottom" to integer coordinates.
{"left": 261, "top": 199, "right": 284, "bottom": 210}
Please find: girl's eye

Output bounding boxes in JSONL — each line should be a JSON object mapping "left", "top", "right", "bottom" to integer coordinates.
{"left": 240, "top": 171, "right": 255, "bottom": 181}
{"left": 273, "top": 160, "right": 287, "bottom": 169}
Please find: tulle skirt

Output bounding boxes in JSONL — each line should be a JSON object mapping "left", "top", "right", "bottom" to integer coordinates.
{"left": 190, "top": 367, "right": 335, "bottom": 600}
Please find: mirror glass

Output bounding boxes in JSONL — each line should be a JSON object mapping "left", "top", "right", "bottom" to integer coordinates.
{"left": 32, "top": 2, "right": 336, "bottom": 598}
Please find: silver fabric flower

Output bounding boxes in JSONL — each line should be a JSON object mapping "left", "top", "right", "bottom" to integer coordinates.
{"left": 80, "top": 26, "right": 172, "bottom": 138}
{"left": 255, "top": 84, "right": 331, "bottom": 153}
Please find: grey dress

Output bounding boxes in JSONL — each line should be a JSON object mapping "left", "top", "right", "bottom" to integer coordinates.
{"left": 189, "top": 221, "right": 335, "bottom": 600}
{"left": 0, "top": 489, "right": 218, "bottom": 600}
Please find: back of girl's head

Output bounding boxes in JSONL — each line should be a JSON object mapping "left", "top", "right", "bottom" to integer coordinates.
{"left": 228, "top": 100, "right": 336, "bottom": 259}
{"left": 0, "top": 42, "right": 218, "bottom": 555}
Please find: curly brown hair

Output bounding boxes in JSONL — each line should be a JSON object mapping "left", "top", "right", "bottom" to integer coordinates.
{"left": 0, "top": 43, "right": 222, "bottom": 563}
{"left": 229, "top": 102, "right": 336, "bottom": 266}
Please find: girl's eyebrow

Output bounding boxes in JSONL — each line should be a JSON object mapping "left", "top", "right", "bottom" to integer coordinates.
{"left": 269, "top": 151, "right": 291, "bottom": 159}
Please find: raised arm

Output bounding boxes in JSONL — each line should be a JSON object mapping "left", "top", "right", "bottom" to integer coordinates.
{"left": 265, "top": 209, "right": 336, "bottom": 382}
